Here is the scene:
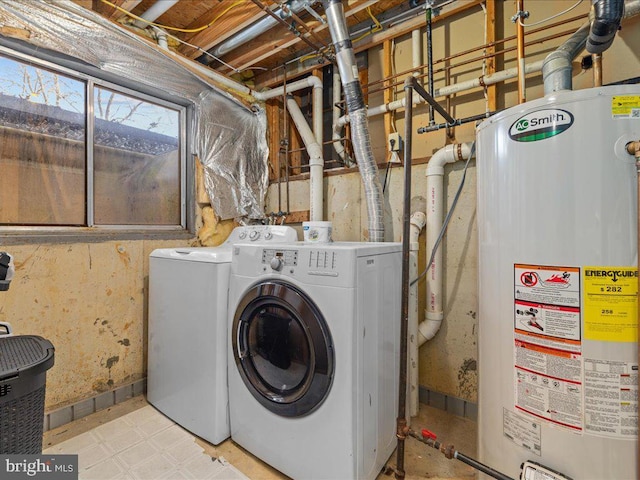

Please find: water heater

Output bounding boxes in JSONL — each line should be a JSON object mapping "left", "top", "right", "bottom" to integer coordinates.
{"left": 476, "top": 85, "right": 639, "bottom": 479}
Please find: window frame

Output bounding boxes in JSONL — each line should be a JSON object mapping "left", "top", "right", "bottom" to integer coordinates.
{"left": 0, "top": 45, "right": 192, "bottom": 242}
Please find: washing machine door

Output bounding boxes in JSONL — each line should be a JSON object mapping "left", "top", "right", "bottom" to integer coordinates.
{"left": 232, "top": 280, "right": 334, "bottom": 417}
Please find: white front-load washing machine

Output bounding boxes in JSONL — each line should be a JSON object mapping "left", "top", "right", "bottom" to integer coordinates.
{"left": 227, "top": 241, "right": 401, "bottom": 479}
{"left": 147, "top": 225, "right": 297, "bottom": 445}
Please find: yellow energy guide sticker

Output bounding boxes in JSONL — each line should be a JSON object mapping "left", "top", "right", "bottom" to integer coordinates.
{"left": 611, "top": 96, "right": 640, "bottom": 118}
{"left": 584, "top": 267, "right": 638, "bottom": 342}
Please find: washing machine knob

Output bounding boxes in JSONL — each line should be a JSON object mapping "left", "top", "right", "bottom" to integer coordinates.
{"left": 249, "top": 231, "right": 260, "bottom": 241}
{"left": 270, "top": 257, "right": 283, "bottom": 271}
{"left": 238, "top": 231, "right": 247, "bottom": 239}
{"left": 264, "top": 231, "right": 273, "bottom": 240}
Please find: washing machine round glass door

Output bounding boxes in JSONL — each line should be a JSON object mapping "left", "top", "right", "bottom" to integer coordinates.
{"left": 232, "top": 280, "right": 334, "bottom": 417}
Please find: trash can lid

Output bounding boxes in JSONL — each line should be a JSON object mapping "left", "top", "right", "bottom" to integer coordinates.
{"left": 0, "top": 336, "right": 55, "bottom": 380}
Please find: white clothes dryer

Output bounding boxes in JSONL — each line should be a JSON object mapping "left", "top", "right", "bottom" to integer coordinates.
{"left": 147, "top": 225, "right": 297, "bottom": 445}
{"left": 227, "top": 241, "right": 401, "bottom": 479}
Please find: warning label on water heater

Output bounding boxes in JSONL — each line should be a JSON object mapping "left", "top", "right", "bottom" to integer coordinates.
{"left": 513, "top": 264, "right": 583, "bottom": 432}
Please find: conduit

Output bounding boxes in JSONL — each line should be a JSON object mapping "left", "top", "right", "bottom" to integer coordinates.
{"left": 286, "top": 97, "right": 325, "bottom": 221}
{"left": 324, "top": 0, "right": 384, "bottom": 242}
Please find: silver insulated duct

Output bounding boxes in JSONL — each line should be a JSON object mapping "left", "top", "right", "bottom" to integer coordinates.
{"left": 586, "top": 0, "right": 624, "bottom": 54}
{"left": 323, "top": 0, "right": 384, "bottom": 242}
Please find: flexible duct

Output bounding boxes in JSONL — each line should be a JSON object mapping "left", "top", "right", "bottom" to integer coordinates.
{"left": 587, "top": 0, "right": 624, "bottom": 54}
{"left": 286, "top": 97, "right": 325, "bottom": 222}
{"left": 323, "top": 0, "right": 384, "bottom": 242}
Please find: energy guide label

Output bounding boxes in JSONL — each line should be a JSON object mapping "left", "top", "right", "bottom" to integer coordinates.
{"left": 583, "top": 267, "right": 637, "bottom": 342}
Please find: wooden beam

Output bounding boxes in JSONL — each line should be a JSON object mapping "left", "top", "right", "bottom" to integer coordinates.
{"left": 283, "top": 210, "right": 310, "bottom": 223}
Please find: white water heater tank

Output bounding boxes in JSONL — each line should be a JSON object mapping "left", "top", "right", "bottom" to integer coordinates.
{"left": 476, "top": 85, "right": 639, "bottom": 479}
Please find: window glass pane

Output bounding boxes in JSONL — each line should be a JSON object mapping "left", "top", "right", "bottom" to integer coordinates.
{"left": 93, "top": 87, "right": 181, "bottom": 225}
{"left": 0, "top": 56, "right": 86, "bottom": 225}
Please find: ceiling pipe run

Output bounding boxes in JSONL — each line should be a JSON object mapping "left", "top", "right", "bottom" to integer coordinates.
{"left": 133, "top": 0, "right": 179, "bottom": 29}
{"left": 207, "top": 0, "right": 318, "bottom": 60}
{"left": 324, "top": 0, "right": 384, "bottom": 242}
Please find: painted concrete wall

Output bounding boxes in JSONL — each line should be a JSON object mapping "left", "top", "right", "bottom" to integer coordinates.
{"left": 0, "top": 239, "right": 189, "bottom": 410}
{"left": 266, "top": 1, "right": 640, "bottom": 403}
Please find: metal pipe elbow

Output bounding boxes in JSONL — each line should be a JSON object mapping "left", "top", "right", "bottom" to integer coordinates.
{"left": 587, "top": 0, "right": 624, "bottom": 54}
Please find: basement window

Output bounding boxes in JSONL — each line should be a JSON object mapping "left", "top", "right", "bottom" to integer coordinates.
{"left": 0, "top": 51, "right": 186, "bottom": 231}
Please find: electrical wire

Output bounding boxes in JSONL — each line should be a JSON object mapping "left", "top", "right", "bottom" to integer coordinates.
{"left": 353, "top": 6, "right": 383, "bottom": 43}
{"left": 98, "top": 0, "right": 244, "bottom": 72}
{"left": 410, "top": 142, "right": 476, "bottom": 287}
{"left": 159, "top": 30, "right": 243, "bottom": 72}
{"left": 99, "top": 0, "right": 245, "bottom": 33}
{"left": 518, "top": 0, "right": 584, "bottom": 27}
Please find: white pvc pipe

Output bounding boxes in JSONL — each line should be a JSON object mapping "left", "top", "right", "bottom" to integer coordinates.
{"left": 335, "top": 60, "right": 545, "bottom": 131}
{"left": 419, "top": 143, "right": 474, "bottom": 345}
{"left": 286, "top": 97, "right": 324, "bottom": 222}
{"left": 253, "top": 75, "right": 322, "bottom": 101}
{"left": 409, "top": 211, "right": 426, "bottom": 417}
{"left": 332, "top": 70, "right": 350, "bottom": 164}
{"left": 133, "top": 0, "right": 179, "bottom": 29}
{"left": 412, "top": 29, "right": 422, "bottom": 78}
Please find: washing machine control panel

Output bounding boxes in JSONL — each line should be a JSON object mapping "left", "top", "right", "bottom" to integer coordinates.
{"left": 261, "top": 248, "right": 341, "bottom": 276}
{"left": 262, "top": 249, "right": 298, "bottom": 268}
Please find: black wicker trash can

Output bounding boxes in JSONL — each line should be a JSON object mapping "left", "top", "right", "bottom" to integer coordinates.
{"left": 0, "top": 335, "right": 55, "bottom": 454}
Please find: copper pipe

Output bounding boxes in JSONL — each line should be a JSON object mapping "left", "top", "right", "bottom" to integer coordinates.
{"left": 593, "top": 53, "right": 603, "bottom": 86}
{"left": 362, "top": 13, "right": 587, "bottom": 91}
{"left": 364, "top": 28, "right": 578, "bottom": 97}
{"left": 516, "top": 0, "right": 526, "bottom": 103}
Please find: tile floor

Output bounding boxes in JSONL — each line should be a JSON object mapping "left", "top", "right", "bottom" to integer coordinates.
{"left": 43, "top": 395, "right": 478, "bottom": 480}
{"left": 44, "top": 402, "right": 248, "bottom": 480}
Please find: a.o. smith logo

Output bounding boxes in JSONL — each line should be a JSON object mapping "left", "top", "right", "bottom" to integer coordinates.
{"left": 509, "top": 109, "right": 573, "bottom": 142}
